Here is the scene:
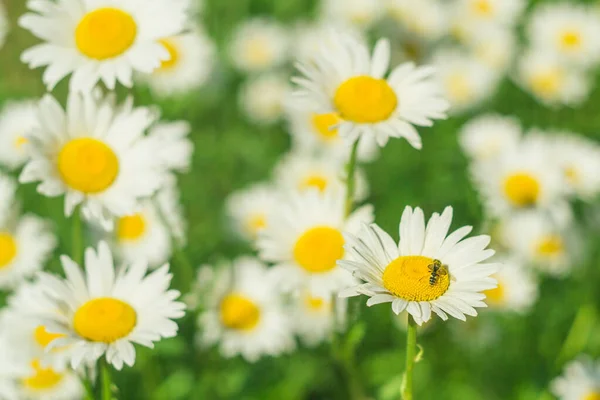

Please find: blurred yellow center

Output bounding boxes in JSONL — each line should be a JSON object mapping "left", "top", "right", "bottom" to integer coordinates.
{"left": 560, "top": 30, "right": 582, "bottom": 50}
{"left": 117, "top": 214, "right": 146, "bottom": 241}
{"left": 246, "top": 38, "right": 271, "bottom": 66}
{"left": 247, "top": 214, "right": 267, "bottom": 236}
{"left": 334, "top": 76, "right": 397, "bottom": 123}
{"left": 305, "top": 295, "right": 326, "bottom": 311}
{"left": 34, "top": 326, "right": 66, "bottom": 349}
{"left": 536, "top": 235, "right": 564, "bottom": 257}
{"left": 473, "top": 0, "right": 492, "bottom": 16}
{"left": 75, "top": 7, "right": 137, "bottom": 60}
{"left": 58, "top": 138, "right": 119, "bottom": 194}
{"left": 22, "top": 360, "right": 63, "bottom": 390}
{"left": 503, "top": 173, "right": 540, "bottom": 207}
{"left": 447, "top": 74, "right": 472, "bottom": 102}
{"left": 484, "top": 279, "right": 505, "bottom": 304}
{"left": 382, "top": 256, "right": 450, "bottom": 301}
{"left": 311, "top": 113, "right": 340, "bottom": 140}
{"left": 300, "top": 175, "right": 328, "bottom": 192}
{"left": 73, "top": 298, "right": 137, "bottom": 343}
{"left": 294, "top": 226, "right": 345, "bottom": 273}
{"left": 0, "top": 233, "right": 17, "bottom": 268}
{"left": 530, "top": 70, "right": 562, "bottom": 96}
{"left": 220, "top": 294, "right": 260, "bottom": 330}
{"left": 159, "top": 39, "right": 179, "bottom": 70}
{"left": 14, "top": 136, "right": 28, "bottom": 149}
{"left": 583, "top": 392, "right": 600, "bottom": 400}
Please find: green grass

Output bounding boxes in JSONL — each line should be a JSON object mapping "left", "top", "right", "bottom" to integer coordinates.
{"left": 1, "top": 0, "right": 600, "bottom": 399}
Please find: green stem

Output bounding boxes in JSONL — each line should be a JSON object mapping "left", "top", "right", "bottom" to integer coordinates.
{"left": 402, "top": 315, "right": 418, "bottom": 400}
{"left": 101, "top": 358, "right": 112, "bottom": 400}
{"left": 555, "top": 303, "right": 596, "bottom": 369}
{"left": 345, "top": 139, "right": 361, "bottom": 217}
{"left": 72, "top": 208, "right": 83, "bottom": 265}
{"left": 80, "top": 374, "right": 94, "bottom": 400}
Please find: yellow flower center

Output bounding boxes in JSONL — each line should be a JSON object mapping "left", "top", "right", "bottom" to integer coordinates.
{"left": 503, "top": 173, "right": 540, "bottom": 207}
{"left": 220, "top": 294, "right": 261, "bottom": 331}
{"left": 0, "top": 233, "right": 17, "bottom": 268}
{"left": 117, "top": 214, "right": 146, "bottom": 241}
{"left": 14, "top": 136, "right": 28, "bottom": 149}
{"left": 246, "top": 38, "right": 272, "bottom": 67}
{"left": 484, "top": 279, "right": 505, "bottom": 305}
{"left": 311, "top": 113, "right": 340, "bottom": 140}
{"left": 583, "top": 392, "right": 600, "bottom": 400}
{"left": 75, "top": 7, "right": 137, "bottom": 60}
{"left": 536, "top": 235, "right": 564, "bottom": 257}
{"left": 73, "top": 297, "right": 137, "bottom": 343}
{"left": 158, "top": 38, "right": 179, "bottom": 70}
{"left": 447, "top": 73, "right": 472, "bottom": 102}
{"left": 246, "top": 214, "right": 267, "bottom": 237}
{"left": 34, "top": 326, "right": 66, "bottom": 349}
{"left": 530, "top": 70, "right": 562, "bottom": 97}
{"left": 565, "top": 166, "right": 579, "bottom": 185}
{"left": 300, "top": 175, "right": 328, "bottom": 193}
{"left": 473, "top": 0, "right": 492, "bottom": 16}
{"left": 382, "top": 256, "right": 450, "bottom": 301}
{"left": 57, "top": 138, "right": 119, "bottom": 194}
{"left": 22, "top": 360, "right": 63, "bottom": 391}
{"left": 333, "top": 76, "right": 398, "bottom": 123}
{"left": 560, "top": 30, "right": 582, "bottom": 50}
{"left": 304, "top": 295, "right": 328, "bottom": 312}
{"left": 293, "top": 226, "right": 345, "bottom": 273}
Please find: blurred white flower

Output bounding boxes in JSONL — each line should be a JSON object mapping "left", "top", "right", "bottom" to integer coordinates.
{"left": 292, "top": 292, "right": 345, "bottom": 347}
{"left": 319, "top": 0, "right": 384, "bottom": 30}
{"left": 527, "top": 3, "right": 600, "bottom": 69}
{"left": 229, "top": 18, "right": 289, "bottom": 73}
{"left": 0, "top": 100, "right": 37, "bottom": 170}
{"left": 239, "top": 73, "right": 289, "bottom": 125}
{"left": 465, "top": 27, "right": 517, "bottom": 73}
{"left": 148, "top": 120, "right": 194, "bottom": 175}
{"left": 292, "top": 22, "right": 364, "bottom": 64}
{"left": 386, "top": 0, "right": 449, "bottom": 41}
{"left": 484, "top": 256, "right": 538, "bottom": 313}
{"left": 19, "top": 0, "right": 186, "bottom": 92}
{"left": 452, "top": 0, "right": 525, "bottom": 28}
{"left": 459, "top": 114, "right": 521, "bottom": 161}
{"left": 197, "top": 257, "right": 295, "bottom": 362}
{"left": 339, "top": 206, "right": 499, "bottom": 325}
{"left": 226, "top": 183, "right": 279, "bottom": 242}
{"left": 0, "top": 334, "right": 30, "bottom": 400}
{"left": 138, "top": 25, "right": 215, "bottom": 97}
{"left": 551, "top": 357, "right": 600, "bottom": 400}
{"left": 257, "top": 189, "right": 373, "bottom": 296}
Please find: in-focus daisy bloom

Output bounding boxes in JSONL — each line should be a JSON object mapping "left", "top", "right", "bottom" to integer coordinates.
{"left": 319, "top": 0, "right": 384, "bottom": 29}
{"left": 0, "top": 100, "right": 37, "bottom": 170}
{"left": 292, "top": 292, "right": 344, "bottom": 346}
{"left": 239, "top": 73, "right": 289, "bottom": 125}
{"left": 273, "top": 152, "right": 369, "bottom": 201}
{"left": 551, "top": 357, "right": 600, "bottom": 400}
{"left": 453, "top": 0, "right": 525, "bottom": 28}
{"left": 226, "top": 183, "right": 279, "bottom": 242}
{"left": 147, "top": 120, "right": 194, "bottom": 175}
{"left": 292, "top": 32, "right": 449, "bottom": 149}
{"left": 228, "top": 18, "right": 289, "bottom": 73}
{"left": 19, "top": 0, "right": 186, "bottom": 92}
{"left": 138, "top": 26, "right": 215, "bottom": 97}
{"left": 499, "top": 211, "right": 573, "bottom": 277}
{"left": 0, "top": 175, "right": 57, "bottom": 289}
{"left": 197, "top": 257, "right": 295, "bottom": 362}
{"left": 459, "top": 114, "right": 521, "bottom": 161}
{"left": 33, "top": 242, "right": 185, "bottom": 370}
{"left": 516, "top": 51, "right": 589, "bottom": 107}
{"left": 257, "top": 189, "right": 374, "bottom": 296}
{"left": 386, "top": 0, "right": 449, "bottom": 41}
{"left": 431, "top": 48, "right": 500, "bottom": 113}
{"left": 19, "top": 93, "right": 165, "bottom": 230}
{"left": 528, "top": 3, "right": 600, "bottom": 69}
{"left": 339, "top": 206, "right": 498, "bottom": 325}
{"left": 484, "top": 257, "right": 538, "bottom": 313}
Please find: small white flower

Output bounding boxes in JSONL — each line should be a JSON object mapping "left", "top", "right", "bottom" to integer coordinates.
{"left": 339, "top": 206, "right": 498, "bottom": 325}
{"left": 483, "top": 256, "right": 538, "bottom": 313}
{"left": 292, "top": 31, "right": 449, "bottom": 149}
{"left": 257, "top": 189, "right": 374, "bottom": 296}
{"left": 197, "top": 257, "right": 295, "bottom": 362}
{"left": 386, "top": 0, "right": 449, "bottom": 41}
{"left": 459, "top": 114, "right": 521, "bottom": 161}
{"left": 239, "top": 73, "right": 290, "bottom": 125}
{"left": 452, "top": 0, "right": 525, "bottom": 28}
{"left": 292, "top": 292, "right": 345, "bottom": 347}
{"left": 229, "top": 18, "right": 289, "bottom": 73}
{"left": 33, "top": 242, "right": 185, "bottom": 370}
{"left": 292, "top": 22, "right": 364, "bottom": 64}
{"left": 148, "top": 120, "right": 194, "bottom": 175}
{"left": 19, "top": 0, "right": 186, "bottom": 92}
{"left": 551, "top": 357, "right": 600, "bottom": 400}
{"left": 319, "top": 0, "right": 385, "bottom": 29}
{"left": 464, "top": 27, "right": 517, "bottom": 73}
{"left": 0, "top": 334, "right": 30, "bottom": 400}
{"left": 225, "top": 183, "right": 279, "bottom": 242}
{"left": 0, "top": 100, "right": 37, "bottom": 170}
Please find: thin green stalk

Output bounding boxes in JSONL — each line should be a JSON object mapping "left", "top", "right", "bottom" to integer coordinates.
{"left": 80, "top": 374, "right": 94, "bottom": 400}
{"left": 402, "top": 315, "right": 418, "bottom": 400}
{"left": 101, "top": 358, "right": 113, "bottom": 400}
{"left": 72, "top": 208, "right": 83, "bottom": 266}
{"left": 555, "top": 303, "right": 596, "bottom": 369}
{"left": 345, "top": 138, "right": 361, "bottom": 216}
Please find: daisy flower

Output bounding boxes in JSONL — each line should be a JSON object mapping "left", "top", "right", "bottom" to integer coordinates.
{"left": 498, "top": 210, "right": 573, "bottom": 277}
{"left": 112, "top": 184, "right": 185, "bottom": 269}
{"left": 483, "top": 256, "right": 538, "bottom": 313}
{"left": 528, "top": 3, "right": 600, "bottom": 69}
{"left": 0, "top": 176, "right": 57, "bottom": 289}
{"left": 459, "top": 114, "right": 521, "bottom": 161}
{"left": 19, "top": 92, "right": 165, "bottom": 230}
{"left": 464, "top": 27, "right": 517, "bottom": 73}
{"left": 32, "top": 241, "right": 185, "bottom": 370}
{"left": 292, "top": 22, "right": 364, "bottom": 65}
{"left": 551, "top": 357, "right": 600, "bottom": 400}
{"left": 147, "top": 120, "right": 194, "bottom": 175}
{"left": 292, "top": 292, "right": 345, "bottom": 347}
{"left": 138, "top": 25, "right": 215, "bottom": 97}
{"left": 257, "top": 189, "right": 374, "bottom": 296}
{"left": 0, "top": 100, "right": 37, "bottom": 170}
{"left": 292, "top": 31, "right": 449, "bottom": 149}
{"left": 0, "top": 334, "right": 30, "bottom": 400}
{"left": 386, "top": 0, "right": 449, "bottom": 41}
{"left": 19, "top": 0, "right": 186, "bottom": 92}
{"left": 339, "top": 206, "right": 498, "bottom": 325}
{"left": 452, "top": 0, "right": 525, "bottom": 28}
{"left": 197, "top": 257, "right": 295, "bottom": 362}
{"left": 516, "top": 50, "right": 589, "bottom": 107}
{"left": 319, "top": 0, "right": 384, "bottom": 30}
{"left": 228, "top": 18, "right": 289, "bottom": 73}
{"left": 16, "top": 360, "right": 82, "bottom": 400}
{"left": 226, "top": 183, "right": 279, "bottom": 242}
{"left": 273, "top": 152, "right": 369, "bottom": 202}
{"left": 239, "top": 73, "right": 289, "bottom": 125}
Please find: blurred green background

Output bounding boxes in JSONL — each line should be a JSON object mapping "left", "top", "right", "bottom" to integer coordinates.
{"left": 1, "top": 0, "right": 600, "bottom": 399}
